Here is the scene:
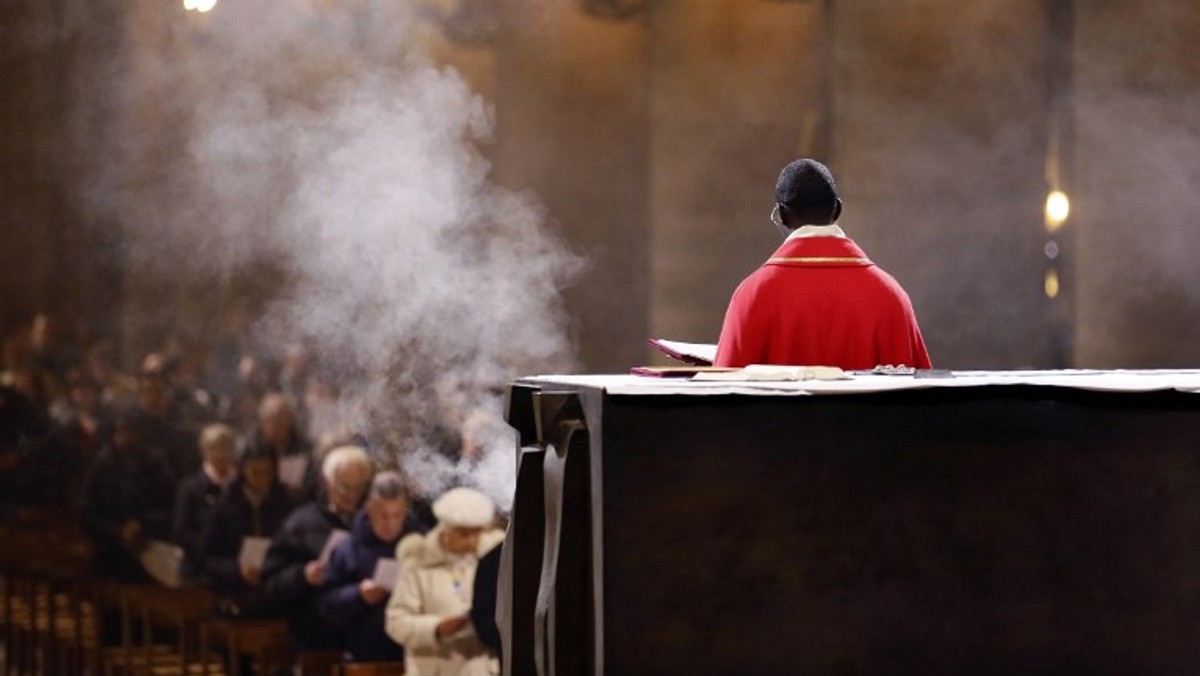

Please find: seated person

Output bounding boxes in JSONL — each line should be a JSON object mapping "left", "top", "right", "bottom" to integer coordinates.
{"left": 80, "top": 409, "right": 175, "bottom": 582}
{"left": 78, "top": 409, "right": 176, "bottom": 646}
{"left": 172, "top": 423, "right": 239, "bottom": 584}
{"left": 262, "top": 444, "right": 373, "bottom": 653}
{"left": 199, "top": 446, "right": 293, "bottom": 617}
{"left": 247, "top": 392, "right": 316, "bottom": 502}
{"left": 385, "top": 487, "right": 505, "bottom": 676}
{"left": 130, "top": 369, "right": 197, "bottom": 484}
{"left": 318, "top": 471, "right": 426, "bottom": 663}
{"left": 43, "top": 369, "right": 109, "bottom": 497}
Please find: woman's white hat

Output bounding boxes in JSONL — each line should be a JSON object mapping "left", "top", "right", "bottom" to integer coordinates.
{"left": 433, "top": 487, "right": 495, "bottom": 528}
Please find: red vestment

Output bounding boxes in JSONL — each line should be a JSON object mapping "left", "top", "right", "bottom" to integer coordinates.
{"left": 714, "top": 235, "right": 931, "bottom": 370}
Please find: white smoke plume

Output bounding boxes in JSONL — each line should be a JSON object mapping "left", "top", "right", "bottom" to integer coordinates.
{"left": 76, "top": 0, "right": 582, "bottom": 510}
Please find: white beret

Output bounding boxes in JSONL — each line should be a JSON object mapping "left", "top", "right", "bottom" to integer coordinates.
{"left": 432, "top": 487, "right": 495, "bottom": 529}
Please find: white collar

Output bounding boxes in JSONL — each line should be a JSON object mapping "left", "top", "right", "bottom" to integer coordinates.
{"left": 785, "top": 224, "right": 846, "bottom": 241}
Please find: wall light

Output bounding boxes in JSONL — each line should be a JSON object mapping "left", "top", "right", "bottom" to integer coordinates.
{"left": 1044, "top": 268, "right": 1060, "bottom": 299}
{"left": 1045, "top": 190, "right": 1069, "bottom": 232}
{"left": 183, "top": 0, "right": 217, "bottom": 13}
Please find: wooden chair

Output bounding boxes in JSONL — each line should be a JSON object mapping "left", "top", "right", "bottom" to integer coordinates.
{"left": 200, "top": 616, "right": 291, "bottom": 676}
{"left": 31, "top": 554, "right": 98, "bottom": 675}
{"left": 136, "top": 585, "right": 225, "bottom": 675}
{"left": 295, "top": 650, "right": 345, "bottom": 676}
{"left": 0, "top": 523, "right": 96, "bottom": 676}
{"left": 97, "top": 582, "right": 226, "bottom": 676}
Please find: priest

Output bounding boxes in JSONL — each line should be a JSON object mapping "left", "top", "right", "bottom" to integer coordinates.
{"left": 714, "top": 158, "right": 932, "bottom": 370}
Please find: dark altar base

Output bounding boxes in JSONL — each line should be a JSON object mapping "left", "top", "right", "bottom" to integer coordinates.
{"left": 501, "top": 377, "right": 1200, "bottom": 675}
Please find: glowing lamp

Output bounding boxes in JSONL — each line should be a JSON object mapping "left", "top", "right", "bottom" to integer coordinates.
{"left": 1044, "top": 268, "right": 1060, "bottom": 299}
{"left": 1045, "top": 190, "right": 1070, "bottom": 231}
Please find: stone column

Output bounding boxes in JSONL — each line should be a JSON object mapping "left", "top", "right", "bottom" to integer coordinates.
{"left": 833, "top": 0, "right": 1054, "bottom": 368}
{"left": 646, "top": 0, "right": 827, "bottom": 355}
{"left": 492, "top": 0, "right": 650, "bottom": 373}
{"left": 0, "top": 0, "right": 58, "bottom": 332}
{"left": 1073, "top": 2, "right": 1200, "bottom": 367}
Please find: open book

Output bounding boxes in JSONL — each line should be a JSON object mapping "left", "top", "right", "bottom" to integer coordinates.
{"left": 692, "top": 364, "right": 849, "bottom": 382}
{"left": 647, "top": 339, "right": 716, "bottom": 366}
{"left": 630, "top": 365, "right": 738, "bottom": 378}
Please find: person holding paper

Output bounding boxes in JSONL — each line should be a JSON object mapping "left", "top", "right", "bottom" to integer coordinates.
{"left": 318, "top": 471, "right": 426, "bottom": 663}
{"left": 172, "top": 422, "right": 239, "bottom": 585}
{"left": 714, "top": 158, "right": 932, "bottom": 370}
{"left": 79, "top": 408, "right": 175, "bottom": 583}
{"left": 246, "top": 392, "right": 316, "bottom": 502}
{"left": 385, "top": 487, "right": 505, "bottom": 676}
{"left": 199, "top": 446, "right": 293, "bottom": 616}
{"left": 262, "top": 444, "right": 374, "bottom": 654}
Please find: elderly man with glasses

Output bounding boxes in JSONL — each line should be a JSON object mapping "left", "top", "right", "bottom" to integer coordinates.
{"left": 262, "top": 444, "right": 375, "bottom": 654}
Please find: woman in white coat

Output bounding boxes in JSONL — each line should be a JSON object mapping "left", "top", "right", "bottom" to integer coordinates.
{"left": 385, "top": 487, "right": 505, "bottom": 676}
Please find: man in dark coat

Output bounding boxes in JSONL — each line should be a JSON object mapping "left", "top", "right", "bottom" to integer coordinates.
{"left": 200, "top": 446, "right": 293, "bottom": 617}
{"left": 246, "top": 392, "right": 316, "bottom": 502}
{"left": 80, "top": 410, "right": 176, "bottom": 581}
{"left": 1, "top": 382, "right": 49, "bottom": 514}
{"left": 318, "top": 471, "right": 426, "bottom": 662}
{"left": 172, "top": 423, "right": 239, "bottom": 584}
{"left": 130, "top": 370, "right": 197, "bottom": 485}
{"left": 261, "top": 444, "right": 373, "bottom": 652}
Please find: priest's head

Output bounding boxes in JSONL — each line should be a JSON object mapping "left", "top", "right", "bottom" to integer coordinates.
{"left": 773, "top": 158, "right": 843, "bottom": 228}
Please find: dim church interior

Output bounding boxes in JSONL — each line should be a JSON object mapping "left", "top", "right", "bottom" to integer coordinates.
{"left": 4, "top": 1, "right": 1200, "bottom": 674}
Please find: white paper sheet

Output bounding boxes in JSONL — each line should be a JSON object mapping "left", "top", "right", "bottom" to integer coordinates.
{"left": 319, "top": 528, "right": 350, "bottom": 564}
{"left": 238, "top": 536, "right": 272, "bottom": 571}
{"left": 139, "top": 539, "right": 184, "bottom": 588}
{"left": 277, "top": 455, "right": 309, "bottom": 489}
{"left": 372, "top": 557, "right": 399, "bottom": 592}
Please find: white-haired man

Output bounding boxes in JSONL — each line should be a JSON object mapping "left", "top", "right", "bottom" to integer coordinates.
{"left": 262, "top": 444, "right": 374, "bottom": 654}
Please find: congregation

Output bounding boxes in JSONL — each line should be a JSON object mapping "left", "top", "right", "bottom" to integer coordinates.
{"left": 0, "top": 311, "right": 505, "bottom": 675}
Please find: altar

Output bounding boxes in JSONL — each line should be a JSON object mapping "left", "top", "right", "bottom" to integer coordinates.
{"left": 497, "top": 371, "right": 1200, "bottom": 675}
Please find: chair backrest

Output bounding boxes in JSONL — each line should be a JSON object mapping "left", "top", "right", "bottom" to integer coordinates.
{"left": 337, "top": 661, "right": 407, "bottom": 676}
{"left": 296, "top": 649, "right": 346, "bottom": 675}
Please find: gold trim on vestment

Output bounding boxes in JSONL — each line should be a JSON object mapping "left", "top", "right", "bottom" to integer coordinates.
{"left": 767, "top": 256, "right": 872, "bottom": 265}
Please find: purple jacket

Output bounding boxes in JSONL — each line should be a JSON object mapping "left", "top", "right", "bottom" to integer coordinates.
{"left": 318, "top": 509, "right": 426, "bottom": 662}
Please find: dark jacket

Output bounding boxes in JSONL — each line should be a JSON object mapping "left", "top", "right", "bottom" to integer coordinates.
{"left": 318, "top": 510, "right": 426, "bottom": 662}
{"left": 1, "top": 385, "right": 50, "bottom": 511}
{"left": 130, "top": 409, "right": 198, "bottom": 484}
{"left": 172, "top": 469, "right": 227, "bottom": 583}
{"left": 262, "top": 501, "right": 352, "bottom": 650}
{"left": 79, "top": 446, "right": 175, "bottom": 581}
{"left": 470, "top": 542, "right": 503, "bottom": 654}
{"left": 201, "top": 475, "right": 292, "bottom": 602}
{"left": 200, "top": 478, "right": 293, "bottom": 612}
